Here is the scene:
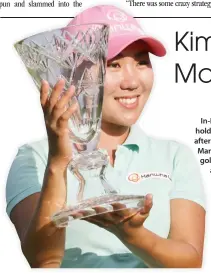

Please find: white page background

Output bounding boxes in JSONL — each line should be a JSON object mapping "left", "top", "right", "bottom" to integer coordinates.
{"left": 0, "top": 0, "right": 210, "bottom": 272}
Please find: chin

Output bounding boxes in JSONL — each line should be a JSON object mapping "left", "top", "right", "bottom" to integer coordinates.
{"left": 119, "top": 119, "right": 137, "bottom": 127}
{"left": 109, "top": 116, "right": 139, "bottom": 127}
{"left": 121, "top": 113, "right": 140, "bottom": 125}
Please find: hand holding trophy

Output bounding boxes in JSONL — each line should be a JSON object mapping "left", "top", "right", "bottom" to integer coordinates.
{"left": 14, "top": 23, "right": 145, "bottom": 227}
{"left": 40, "top": 78, "right": 76, "bottom": 168}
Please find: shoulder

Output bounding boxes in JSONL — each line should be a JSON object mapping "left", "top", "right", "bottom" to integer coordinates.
{"left": 6, "top": 138, "right": 49, "bottom": 217}
{"left": 147, "top": 134, "right": 181, "bottom": 152}
{"left": 17, "top": 138, "right": 49, "bottom": 164}
{"left": 142, "top": 130, "right": 194, "bottom": 164}
{"left": 145, "top": 133, "right": 206, "bottom": 209}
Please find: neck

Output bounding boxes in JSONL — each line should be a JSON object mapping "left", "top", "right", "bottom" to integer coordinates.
{"left": 98, "top": 121, "right": 130, "bottom": 151}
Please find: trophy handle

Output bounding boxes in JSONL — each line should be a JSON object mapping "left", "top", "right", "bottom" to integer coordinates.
{"left": 72, "top": 163, "right": 118, "bottom": 202}
{"left": 72, "top": 168, "right": 85, "bottom": 201}
{"left": 99, "top": 165, "right": 118, "bottom": 195}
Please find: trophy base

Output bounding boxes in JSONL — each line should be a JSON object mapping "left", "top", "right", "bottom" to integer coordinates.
{"left": 51, "top": 194, "right": 145, "bottom": 227}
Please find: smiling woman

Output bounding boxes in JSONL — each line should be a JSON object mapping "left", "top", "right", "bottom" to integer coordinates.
{"left": 6, "top": 4, "right": 206, "bottom": 269}
{"left": 104, "top": 41, "right": 153, "bottom": 125}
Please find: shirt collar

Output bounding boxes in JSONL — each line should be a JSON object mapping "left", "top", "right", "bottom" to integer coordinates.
{"left": 121, "top": 123, "right": 148, "bottom": 153}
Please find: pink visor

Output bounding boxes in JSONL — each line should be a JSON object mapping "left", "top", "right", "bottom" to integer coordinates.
{"left": 67, "top": 5, "right": 166, "bottom": 60}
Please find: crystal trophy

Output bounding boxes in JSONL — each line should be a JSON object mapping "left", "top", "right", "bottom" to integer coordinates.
{"left": 14, "top": 23, "right": 145, "bottom": 227}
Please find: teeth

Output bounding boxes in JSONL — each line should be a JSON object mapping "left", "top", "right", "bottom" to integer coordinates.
{"left": 118, "top": 97, "right": 137, "bottom": 104}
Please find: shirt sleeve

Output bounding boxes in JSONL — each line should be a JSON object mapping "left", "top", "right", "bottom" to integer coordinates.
{"left": 169, "top": 144, "right": 206, "bottom": 210}
{"left": 6, "top": 144, "right": 46, "bottom": 217}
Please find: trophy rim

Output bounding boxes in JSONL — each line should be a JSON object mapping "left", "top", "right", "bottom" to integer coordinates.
{"left": 13, "top": 22, "right": 110, "bottom": 46}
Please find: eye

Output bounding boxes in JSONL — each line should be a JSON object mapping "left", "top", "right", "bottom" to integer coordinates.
{"left": 138, "top": 60, "right": 150, "bottom": 66}
{"left": 107, "top": 62, "right": 120, "bottom": 68}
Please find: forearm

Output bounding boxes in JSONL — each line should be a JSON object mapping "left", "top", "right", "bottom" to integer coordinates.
{"left": 21, "top": 159, "right": 68, "bottom": 268}
{"left": 121, "top": 227, "right": 202, "bottom": 268}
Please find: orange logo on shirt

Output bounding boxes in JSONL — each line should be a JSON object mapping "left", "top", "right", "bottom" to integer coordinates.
{"left": 127, "top": 173, "right": 141, "bottom": 183}
{"left": 127, "top": 172, "right": 171, "bottom": 183}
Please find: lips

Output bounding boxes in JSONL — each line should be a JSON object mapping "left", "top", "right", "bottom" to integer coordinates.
{"left": 115, "top": 95, "right": 140, "bottom": 109}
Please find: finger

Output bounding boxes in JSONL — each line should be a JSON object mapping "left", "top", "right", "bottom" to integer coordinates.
{"left": 110, "top": 203, "right": 133, "bottom": 218}
{"left": 56, "top": 85, "right": 75, "bottom": 109}
{"left": 112, "top": 204, "right": 136, "bottom": 217}
{"left": 123, "top": 210, "right": 148, "bottom": 227}
{"left": 85, "top": 216, "right": 113, "bottom": 228}
{"left": 111, "top": 203, "right": 126, "bottom": 213}
{"left": 111, "top": 203, "right": 127, "bottom": 210}
{"left": 117, "top": 212, "right": 141, "bottom": 224}
{"left": 51, "top": 86, "right": 75, "bottom": 122}
{"left": 144, "top": 193, "right": 153, "bottom": 212}
{"left": 92, "top": 206, "right": 108, "bottom": 214}
{"left": 140, "top": 194, "right": 153, "bottom": 215}
{"left": 57, "top": 103, "right": 78, "bottom": 129}
{"left": 91, "top": 206, "right": 117, "bottom": 223}
{"left": 91, "top": 206, "right": 113, "bottom": 220}
{"left": 76, "top": 209, "right": 96, "bottom": 218}
{"left": 47, "top": 79, "right": 65, "bottom": 114}
{"left": 40, "top": 80, "right": 49, "bottom": 110}
{"left": 109, "top": 203, "right": 140, "bottom": 223}
{"left": 70, "top": 212, "right": 84, "bottom": 220}
{"left": 92, "top": 206, "right": 127, "bottom": 225}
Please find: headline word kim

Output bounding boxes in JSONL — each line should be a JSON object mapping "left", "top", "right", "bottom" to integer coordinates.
{"left": 175, "top": 31, "right": 211, "bottom": 83}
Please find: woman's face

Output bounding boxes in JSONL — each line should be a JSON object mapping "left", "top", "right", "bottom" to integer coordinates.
{"left": 102, "top": 40, "right": 154, "bottom": 127}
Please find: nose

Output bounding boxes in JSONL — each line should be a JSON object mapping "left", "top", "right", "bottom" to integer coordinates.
{"left": 120, "top": 65, "right": 140, "bottom": 91}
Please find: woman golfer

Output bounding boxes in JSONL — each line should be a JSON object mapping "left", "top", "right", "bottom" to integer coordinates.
{"left": 6, "top": 5, "right": 206, "bottom": 268}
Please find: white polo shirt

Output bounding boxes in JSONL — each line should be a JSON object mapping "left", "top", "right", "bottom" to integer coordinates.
{"left": 6, "top": 124, "right": 206, "bottom": 268}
